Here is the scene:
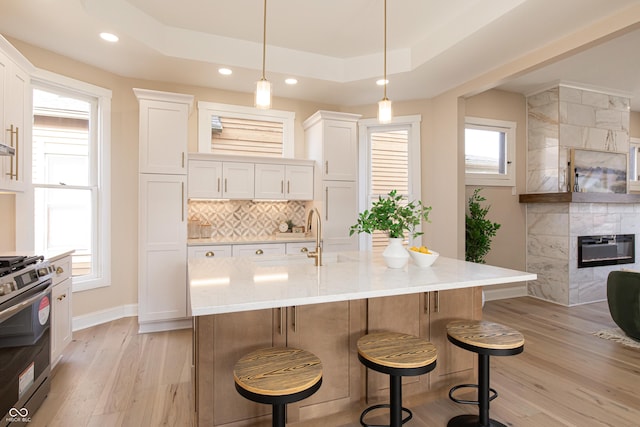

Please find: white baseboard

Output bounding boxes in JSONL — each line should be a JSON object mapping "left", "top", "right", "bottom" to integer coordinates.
{"left": 483, "top": 284, "right": 528, "bottom": 301}
{"left": 72, "top": 304, "right": 138, "bottom": 332}
{"left": 138, "top": 319, "right": 192, "bottom": 333}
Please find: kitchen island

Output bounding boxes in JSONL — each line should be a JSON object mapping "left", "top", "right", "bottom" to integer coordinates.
{"left": 189, "top": 251, "right": 536, "bottom": 426}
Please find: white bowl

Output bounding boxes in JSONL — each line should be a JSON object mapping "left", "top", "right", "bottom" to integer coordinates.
{"left": 407, "top": 249, "right": 439, "bottom": 268}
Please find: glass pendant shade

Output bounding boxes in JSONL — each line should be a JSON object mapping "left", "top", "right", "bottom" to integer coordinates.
{"left": 255, "top": 78, "right": 271, "bottom": 109}
{"left": 378, "top": 98, "right": 392, "bottom": 124}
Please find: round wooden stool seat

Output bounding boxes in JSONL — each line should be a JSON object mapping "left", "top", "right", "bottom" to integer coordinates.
{"left": 447, "top": 320, "right": 524, "bottom": 356}
{"left": 234, "top": 347, "right": 322, "bottom": 427}
{"left": 446, "top": 320, "right": 524, "bottom": 427}
{"left": 357, "top": 332, "right": 437, "bottom": 427}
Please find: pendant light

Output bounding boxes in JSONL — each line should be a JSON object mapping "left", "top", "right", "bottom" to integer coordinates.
{"left": 378, "top": 0, "right": 392, "bottom": 123}
{"left": 255, "top": 0, "right": 271, "bottom": 109}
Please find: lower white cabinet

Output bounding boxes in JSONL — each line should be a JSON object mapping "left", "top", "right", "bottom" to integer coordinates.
{"left": 50, "top": 253, "right": 72, "bottom": 368}
{"left": 286, "top": 241, "right": 314, "bottom": 255}
{"left": 139, "top": 174, "right": 188, "bottom": 325}
{"left": 232, "top": 243, "right": 285, "bottom": 257}
{"left": 188, "top": 245, "right": 232, "bottom": 259}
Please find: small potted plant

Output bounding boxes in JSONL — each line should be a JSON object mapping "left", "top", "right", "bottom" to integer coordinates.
{"left": 350, "top": 190, "right": 431, "bottom": 268}
{"left": 465, "top": 188, "right": 501, "bottom": 264}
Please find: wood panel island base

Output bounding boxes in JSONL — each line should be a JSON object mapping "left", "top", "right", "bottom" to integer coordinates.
{"left": 189, "top": 252, "right": 536, "bottom": 427}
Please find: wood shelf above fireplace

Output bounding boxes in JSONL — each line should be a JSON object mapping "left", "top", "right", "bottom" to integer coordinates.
{"left": 519, "top": 192, "right": 640, "bottom": 204}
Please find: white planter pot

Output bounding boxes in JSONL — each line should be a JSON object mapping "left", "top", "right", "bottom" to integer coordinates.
{"left": 382, "top": 238, "right": 409, "bottom": 269}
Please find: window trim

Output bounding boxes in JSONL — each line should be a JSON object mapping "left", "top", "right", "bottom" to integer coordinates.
{"left": 357, "top": 115, "right": 422, "bottom": 250}
{"left": 630, "top": 137, "right": 640, "bottom": 192}
{"left": 197, "top": 101, "right": 295, "bottom": 158}
{"left": 31, "top": 68, "right": 112, "bottom": 292}
{"left": 464, "top": 116, "right": 516, "bottom": 187}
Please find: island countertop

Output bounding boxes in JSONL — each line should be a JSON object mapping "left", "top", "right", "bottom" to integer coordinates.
{"left": 189, "top": 251, "right": 536, "bottom": 316}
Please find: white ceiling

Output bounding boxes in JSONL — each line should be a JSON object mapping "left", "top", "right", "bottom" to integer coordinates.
{"left": 1, "top": 0, "right": 640, "bottom": 109}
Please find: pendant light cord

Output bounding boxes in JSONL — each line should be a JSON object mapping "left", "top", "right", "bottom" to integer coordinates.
{"left": 261, "top": 0, "right": 267, "bottom": 80}
{"left": 383, "top": 0, "right": 387, "bottom": 99}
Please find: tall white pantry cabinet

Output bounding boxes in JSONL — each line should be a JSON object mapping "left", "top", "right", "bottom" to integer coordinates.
{"left": 304, "top": 111, "right": 361, "bottom": 252}
{"left": 135, "top": 89, "right": 194, "bottom": 333}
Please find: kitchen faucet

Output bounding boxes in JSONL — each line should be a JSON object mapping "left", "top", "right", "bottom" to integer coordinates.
{"left": 306, "top": 208, "right": 323, "bottom": 266}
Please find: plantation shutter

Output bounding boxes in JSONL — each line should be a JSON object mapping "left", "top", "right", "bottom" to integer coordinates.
{"left": 210, "top": 116, "right": 283, "bottom": 157}
{"left": 369, "top": 130, "right": 409, "bottom": 251}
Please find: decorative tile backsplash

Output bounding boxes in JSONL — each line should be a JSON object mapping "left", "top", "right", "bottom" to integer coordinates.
{"left": 188, "top": 200, "right": 309, "bottom": 238}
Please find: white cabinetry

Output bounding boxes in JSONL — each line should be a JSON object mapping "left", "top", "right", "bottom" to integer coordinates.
{"left": 188, "top": 245, "right": 232, "bottom": 259}
{"left": 254, "top": 164, "right": 314, "bottom": 200}
{"left": 50, "top": 252, "right": 73, "bottom": 368}
{"left": 304, "top": 111, "right": 360, "bottom": 252}
{"left": 285, "top": 241, "right": 314, "bottom": 255}
{"left": 232, "top": 243, "right": 285, "bottom": 257}
{"left": 188, "top": 153, "right": 314, "bottom": 201}
{"left": 135, "top": 89, "right": 193, "bottom": 333}
{"left": 0, "top": 38, "right": 33, "bottom": 192}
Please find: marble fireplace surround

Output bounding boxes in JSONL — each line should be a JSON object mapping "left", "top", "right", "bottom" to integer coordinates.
{"left": 520, "top": 194, "right": 640, "bottom": 306}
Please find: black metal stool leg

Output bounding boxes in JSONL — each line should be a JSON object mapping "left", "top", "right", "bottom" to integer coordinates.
{"left": 478, "top": 354, "right": 490, "bottom": 426}
{"left": 272, "top": 403, "right": 285, "bottom": 427}
{"left": 390, "top": 374, "right": 402, "bottom": 427}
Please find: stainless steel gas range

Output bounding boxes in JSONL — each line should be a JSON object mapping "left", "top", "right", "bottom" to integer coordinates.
{"left": 0, "top": 255, "right": 53, "bottom": 426}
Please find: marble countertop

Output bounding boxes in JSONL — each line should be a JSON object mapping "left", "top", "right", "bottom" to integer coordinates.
{"left": 189, "top": 251, "right": 537, "bottom": 316}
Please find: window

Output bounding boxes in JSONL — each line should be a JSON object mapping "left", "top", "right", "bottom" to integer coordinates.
{"left": 465, "top": 117, "right": 516, "bottom": 186}
{"left": 32, "top": 70, "right": 111, "bottom": 291}
{"left": 358, "top": 115, "right": 422, "bottom": 252}
{"left": 630, "top": 137, "right": 640, "bottom": 192}
{"left": 197, "top": 101, "right": 294, "bottom": 158}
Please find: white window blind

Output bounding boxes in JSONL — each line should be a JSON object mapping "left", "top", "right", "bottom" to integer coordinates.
{"left": 210, "top": 116, "right": 284, "bottom": 157}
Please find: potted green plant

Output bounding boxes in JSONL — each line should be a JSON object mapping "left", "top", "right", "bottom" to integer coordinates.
{"left": 350, "top": 190, "right": 431, "bottom": 268}
{"left": 465, "top": 188, "right": 501, "bottom": 264}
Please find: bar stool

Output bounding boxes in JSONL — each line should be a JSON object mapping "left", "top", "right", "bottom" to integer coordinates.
{"left": 446, "top": 320, "right": 524, "bottom": 427}
{"left": 357, "top": 331, "right": 437, "bottom": 427}
{"left": 233, "top": 347, "right": 322, "bottom": 427}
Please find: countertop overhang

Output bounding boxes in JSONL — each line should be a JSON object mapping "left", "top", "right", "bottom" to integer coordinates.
{"left": 189, "top": 251, "right": 536, "bottom": 316}
{"left": 519, "top": 192, "right": 640, "bottom": 203}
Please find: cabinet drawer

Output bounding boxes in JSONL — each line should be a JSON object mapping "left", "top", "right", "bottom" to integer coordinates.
{"left": 285, "top": 241, "right": 315, "bottom": 255}
{"left": 188, "top": 245, "right": 232, "bottom": 259}
{"left": 51, "top": 256, "right": 72, "bottom": 286}
{"left": 232, "top": 243, "right": 285, "bottom": 257}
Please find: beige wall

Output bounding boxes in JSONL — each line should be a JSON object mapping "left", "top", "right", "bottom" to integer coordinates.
{"left": 631, "top": 111, "right": 640, "bottom": 138}
{"left": 464, "top": 90, "right": 527, "bottom": 277}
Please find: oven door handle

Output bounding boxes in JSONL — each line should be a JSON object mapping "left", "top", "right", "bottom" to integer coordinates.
{"left": 0, "top": 284, "right": 52, "bottom": 323}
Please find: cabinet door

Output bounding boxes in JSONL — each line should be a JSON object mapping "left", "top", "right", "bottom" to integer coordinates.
{"left": 187, "top": 245, "right": 232, "bottom": 259}
{"left": 139, "top": 99, "right": 188, "bottom": 175}
{"left": 51, "top": 277, "right": 72, "bottom": 368}
{"left": 222, "top": 162, "right": 254, "bottom": 199}
{"left": 285, "top": 165, "right": 314, "bottom": 200}
{"left": 139, "top": 174, "right": 187, "bottom": 322}
{"left": 188, "top": 160, "right": 222, "bottom": 198}
{"left": 0, "top": 56, "right": 29, "bottom": 192}
{"left": 322, "top": 120, "right": 357, "bottom": 181}
{"left": 254, "top": 163, "right": 285, "bottom": 199}
{"left": 285, "top": 302, "right": 352, "bottom": 419}
{"left": 285, "top": 241, "right": 314, "bottom": 255}
{"left": 199, "top": 310, "right": 276, "bottom": 426}
{"left": 425, "top": 288, "right": 478, "bottom": 390}
{"left": 322, "top": 181, "right": 358, "bottom": 252}
{"left": 232, "top": 243, "right": 285, "bottom": 257}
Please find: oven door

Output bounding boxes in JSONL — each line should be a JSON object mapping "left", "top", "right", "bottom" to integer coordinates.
{"left": 0, "top": 280, "right": 52, "bottom": 424}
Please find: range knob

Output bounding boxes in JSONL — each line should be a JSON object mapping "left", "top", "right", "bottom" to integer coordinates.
{"left": 0, "top": 281, "right": 15, "bottom": 296}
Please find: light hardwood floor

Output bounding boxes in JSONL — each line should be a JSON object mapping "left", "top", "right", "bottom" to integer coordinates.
{"left": 30, "top": 297, "right": 640, "bottom": 426}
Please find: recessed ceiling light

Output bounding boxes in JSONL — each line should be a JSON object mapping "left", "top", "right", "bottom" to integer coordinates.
{"left": 376, "top": 79, "right": 389, "bottom": 86}
{"left": 99, "top": 32, "right": 119, "bottom": 43}
{"left": 285, "top": 78, "right": 298, "bottom": 85}
{"left": 218, "top": 68, "right": 233, "bottom": 75}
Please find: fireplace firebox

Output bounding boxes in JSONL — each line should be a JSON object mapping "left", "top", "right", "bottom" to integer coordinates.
{"left": 577, "top": 234, "right": 635, "bottom": 268}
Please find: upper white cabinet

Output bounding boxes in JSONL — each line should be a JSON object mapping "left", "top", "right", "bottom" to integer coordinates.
{"left": 134, "top": 88, "right": 193, "bottom": 175}
{"left": 188, "top": 153, "right": 314, "bottom": 201}
{"left": 254, "top": 163, "right": 314, "bottom": 200}
{"left": 0, "top": 38, "right": 34, "bottom": 192}
{"left": 304, "top": 111, "right": 360, "bottom": 182}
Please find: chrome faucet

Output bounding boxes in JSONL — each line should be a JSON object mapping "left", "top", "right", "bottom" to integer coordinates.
{"left": 306, "top": 208, "right": 323, "bottom": 266}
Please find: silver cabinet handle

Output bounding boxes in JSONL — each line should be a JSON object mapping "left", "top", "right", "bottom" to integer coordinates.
{"left": 424, "top": 292, "right": 429, "bottom": 314}
{"left": 255, "top": 249, "right": 264, "bottom": 255}
{"left": 300, "top": 247, "right": 308, "bottom": 253}
{"left": 281, "top": 180, "right": 284, "bottom": 193}
{"left": 291, "top": 306, "right": 297, "bottom": 332}
{"left": 434, "top": 290, "right": 440, "bottom": 313}
{"left": 217, "top": 177, "right": 220, "bottom": 192}
{"left": 325, "top": 160, "right": 328, "bottom": 174}
{"left": 182, "top": 152, "right": 185, "bottom": 168}
{"left": 278, "top": 307, "right": 284, "bottom": 335}
{"left": 287, "top": 181, "right": 290, "bottom": 194}
{"left": 224, "top": 178, "right": 228, "bottom": 193}
{"left": 205, "top": 251, "right": 215, "bottom": 257}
